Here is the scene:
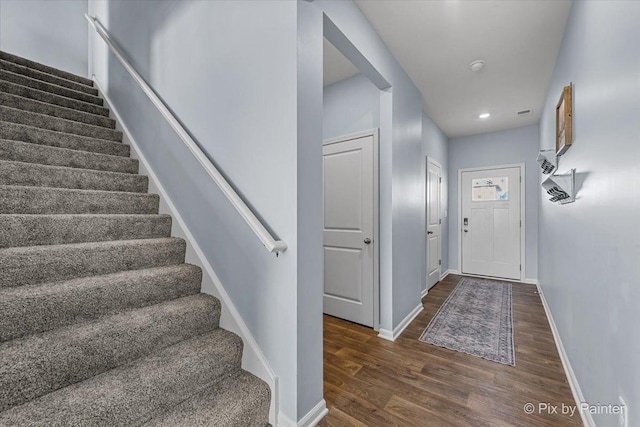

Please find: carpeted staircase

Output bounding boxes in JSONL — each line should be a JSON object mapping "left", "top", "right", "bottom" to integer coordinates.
{"left": 0, "top": 51, "right": 270, "bottom": 426}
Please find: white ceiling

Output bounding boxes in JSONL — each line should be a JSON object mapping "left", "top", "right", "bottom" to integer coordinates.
{"left": 323, "top": 37, "right": 360, "bottom": 87}
{"left": 322, "top": 0, "right": 572, "bottom": 138}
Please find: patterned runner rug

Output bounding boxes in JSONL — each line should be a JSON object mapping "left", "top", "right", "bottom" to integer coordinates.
{"left": 419, "top": 277, "right": 515, "bottom": 366}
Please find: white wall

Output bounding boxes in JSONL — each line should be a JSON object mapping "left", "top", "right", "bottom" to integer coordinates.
{"left": 323, "top": 73, "right": 380, "bottom": 140}
{"left": 422, "top": 112, "right": 449, "bottom": 276}
{"left": 448, "top": 124, "right": 539, "bottom": 281}
{"left": 89, "top": 0, "right": 301, "bottom": 422}
{"left": 0, "top": 0, "right": 88, "bottom": 76}
{"left": 538, "top": 2, "right": 640, "bottom": 426}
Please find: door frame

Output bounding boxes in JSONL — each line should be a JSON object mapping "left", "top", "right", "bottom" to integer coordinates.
{"left": 322, "top": 128, "right": 380, "bottom": 330}
{"left": 424, "top": 156, "right": 443, "bottom": 295}
{"left": 457, "top": 163, "right": 526, "bottom": 282}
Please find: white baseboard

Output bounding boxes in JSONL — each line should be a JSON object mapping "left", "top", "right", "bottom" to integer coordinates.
{"left": 536, "top": 283, "right": 595, "bottom": 427}
{"left": 278, "top": 400, "right": 328, "bottom": 427}
{"left": 421, "top": 287, "right": 429, "bottom": 298}
{"left": 521, "top": 278, "right": 539, "bottom": 285}
{"left": 440, "top": 269, "right": 454, "bottom": 280}
{"left": 94, "top": 78, "right": 279, "bottom": 424}
{"left": 378, "top": 303, "right": 423, "bottom": 342}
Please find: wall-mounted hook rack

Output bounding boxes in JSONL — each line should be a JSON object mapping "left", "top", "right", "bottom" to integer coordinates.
{"left": 536, "top": 150, "right": 557, "bottom": 175}
{"left": 541, "top": 169, "right": 575, "bottom": 204}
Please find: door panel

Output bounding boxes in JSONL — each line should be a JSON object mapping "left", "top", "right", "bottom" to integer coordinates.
{"left": 461, "top": 167, "right": 521, "bottom": 280}
{"left": 426, "top": 160, "right": 442, "bottom": 290}
{"left": 323, "top": 134, "right": 375, "bottom": 327}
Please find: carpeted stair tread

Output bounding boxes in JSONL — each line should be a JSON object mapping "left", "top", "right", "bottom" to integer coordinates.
{"left": 0, "top": 69, "right": 103, "bottom": 106}
{"left": 0, "top": 159, "right": 147, "bottom": 193}
{"left": 0, "top": 294, "right": 220, "bottom": 411}
{"left": 0, "top": 264, "right": 202, "bottom": 342}
{"left": 0, "top": 139, "right": 137, "bottom": 173}
{"left": 0, "top": 159, "right": 148, "bottom": 192}
{"left": 0, "top": 51, "right": 94, "bottom": 86}
{"left": 0, "top": 213, "right": 171, "bottom": 248}
{"left": 0, "top": 185, "right": 159, "bottom": 215}
{"left": 0, "top": 237, "right": 185, "bottom": 288}
{"left": 0, "top": 80, "right": 110, "bottom": 116}
{"left": 145, "top": 370, "right": 270, "bottom": 427}
{"left": 0, "top": 92, "right": 115, "bottom": 128}
{"left": 1, "top": 105, "right": 122, "bottom": 140}
{"left": 0, "top": 122, "right": 130, "bottom": 156}
{"left": 0, "top": 329, "right": 243, "bottom": 426}
{"left": 0, "top": 59, "right": 99, "bottom": 96}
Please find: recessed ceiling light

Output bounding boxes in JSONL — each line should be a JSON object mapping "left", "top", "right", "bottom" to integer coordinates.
{"left": 478, "top": 113, "right": 490, "bottom": 119}
{"left": 469, "top": 60, "right": 485, "bottom": 72}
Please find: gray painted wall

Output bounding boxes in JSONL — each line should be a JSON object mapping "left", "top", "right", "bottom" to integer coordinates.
{"left": 538, "top": 2, "right": 640, "bottom": 425}
{"left": 448, "top": 124, "right": 539, "bottom": 281}
{"left": 422, "top": 112, "right": 449, "bottom": 279}
{"left": 90, "top": 0, "right": 301, "bottom": 421}
{"left": 0, "top": 0, "right": 88, "bottom": 76}
{"left": 323, "top": 73, "right": 380, "bottom": 140}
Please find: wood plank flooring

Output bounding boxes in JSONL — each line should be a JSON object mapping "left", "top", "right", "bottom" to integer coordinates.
{"left": 319, "top": 274, "right": 582, "bottom": 427}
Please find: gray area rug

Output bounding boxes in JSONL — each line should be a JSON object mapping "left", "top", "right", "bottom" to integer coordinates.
{"left": 419, "top": 277, "right": 515, "bottom": 366}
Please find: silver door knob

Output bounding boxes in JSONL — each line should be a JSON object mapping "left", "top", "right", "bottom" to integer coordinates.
{"left": 364, "top": 238, "right": 372, "bottom": 244}
{"left": 464, "top": 229, "right": 468, "bottom": 233}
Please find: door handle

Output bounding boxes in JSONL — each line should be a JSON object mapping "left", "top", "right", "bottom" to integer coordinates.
{"left": 364, "top": 238, "right": 372, "bottom": 244}
{"left": 464, "top": 229, "right": 468, "bottom": 233}
{"left": 427, "top": 231, "right": 434, "bottom": 235}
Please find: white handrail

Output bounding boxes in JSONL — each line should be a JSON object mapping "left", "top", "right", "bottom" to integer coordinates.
{"left": 85, "top": 14, "right": 287, "bottom": 255}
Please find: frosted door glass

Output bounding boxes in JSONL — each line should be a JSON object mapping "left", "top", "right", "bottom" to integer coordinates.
{"left": 472, "top": 177, "right": 508, "bottom": 201}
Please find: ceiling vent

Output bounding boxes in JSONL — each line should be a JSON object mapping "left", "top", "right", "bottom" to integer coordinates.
{"left": 517, "top": 109, "right": 532, "bottom": 116}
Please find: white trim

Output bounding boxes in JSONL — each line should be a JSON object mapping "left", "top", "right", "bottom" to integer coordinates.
{"left": 440, "top": 269, "right": 453, "bottom": 281}
{"left": 85, "top": 14, "right": 286, "bottom": 255}
{"left": 322, "top": 129, "right": 380, "bottom": 330}
{"left": 425, "top": 156, "right": 443, "bottom": 294}
{"left": 278, "top": 399, "right": 328, "bottom": 427}
{"left": 421, "top": 287, "right": 429, "bottom": 298}
{"left": 536, "top": 283, "right": 595, "bottom": 427}
{"left": 93, "top": 79, "right": 279, "bottom": 425}
{"left": 457, "top": 163, "right": 526, "bottom": 281}
{"left": 378, "top": 303, "right": 423, "bottom": 342}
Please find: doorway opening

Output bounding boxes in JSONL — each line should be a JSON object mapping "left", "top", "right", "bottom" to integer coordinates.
{"left": 425, "top": 157, "right": 443, "bottom": 294}
{"left": 322, "top": 35, "right": 383, "bottom": 329}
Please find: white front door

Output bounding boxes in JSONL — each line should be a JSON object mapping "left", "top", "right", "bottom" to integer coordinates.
{"left": 426, "top": 159, "right": 442, "bottom": 290}
{"left": 322, "top": 133, "right": 375, "bottom": 327}
{"left": 461, "top": 166, "right": 522, "bottom": 280}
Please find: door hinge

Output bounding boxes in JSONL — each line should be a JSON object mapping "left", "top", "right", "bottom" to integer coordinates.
{"left": 439, "top": 260, "right": 442, "bottom": 265}
{"left": 520, "top": 264, "right": 522, "bottom": 271}
{"left": 439, "top": 177, "right": 442, "bottom": 183}
{"left": 520, "top": 220, "right": 522, "bottom": 227}
{"left": 439, "top": 219, "right": 442, "bottom": 224}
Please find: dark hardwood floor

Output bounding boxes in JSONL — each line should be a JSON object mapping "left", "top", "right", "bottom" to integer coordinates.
{"left": 319, "top": 274, "right": 582, "bottom": 427}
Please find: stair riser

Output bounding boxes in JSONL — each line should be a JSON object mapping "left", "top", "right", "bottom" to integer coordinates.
{"left": 0, "top": 139, "right": 138, "bottom": 174}
{"left": 0, "top": 122, "right": 130, "bottom": 157}
{"left": 0, "top": 214, "right": 172, "bottom": 248}
{"left": 0, "top": 186, "right": 159, "bottom": 215}
{"left": 0, "top": 160, "right": 148, "bottom": 193}
{"left": 1, "top": 106, "right": 122, "bottom": 141}
{"left": 0, "top": 330, "right": 242, "bottom": 426}
{"left": 0, "top": 60, "right": 98, "bottom": 96}
{"left": 0, "top": 81, "right": 109, "bottom": 116}
{"left": 0, "top": 92, "right": 115, "bottom": 128}
{"left": 0, "top": 51, "right": 94, "bottom": 86}
{"left": 0, "top": 238, "right": 185, "bottom": 288}
{"left": 0, "top": 70, "right": 103, "bottom": 106}
{"left": 0, "top": 295, "right": 221, "bottom": 411}
{"left": 0, "top": 265, "right": 202, "bottom": 341}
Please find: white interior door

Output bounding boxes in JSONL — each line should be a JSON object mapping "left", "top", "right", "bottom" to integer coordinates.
{"left": 323, "top": 133, "right": 375, "bottom": 327}
{"left": 426, "top": 159, "right": 442, "bottom": 290}
{"left": 461, "top": 166, "right": 521, "bottom": 280}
